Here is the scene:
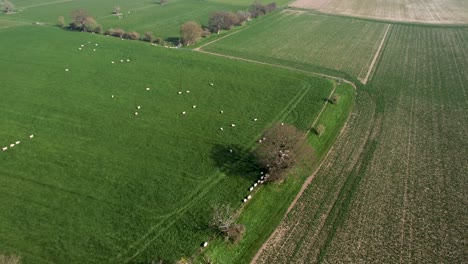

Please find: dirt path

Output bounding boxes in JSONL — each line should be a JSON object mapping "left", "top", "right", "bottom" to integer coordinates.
{"left": 362, "top": 24, "right": 391, "bottom": 84}
{"left": 194, "top": 26, "right": 251, "bottom": 51}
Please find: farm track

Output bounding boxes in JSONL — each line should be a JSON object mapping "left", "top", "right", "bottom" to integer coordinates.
{"left": 362, "top": 24, "right": 391, "bottom": 84}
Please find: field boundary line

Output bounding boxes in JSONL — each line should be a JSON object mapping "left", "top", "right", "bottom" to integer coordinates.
{"left": 194, "top": 49, "right": 357, "bottom": 91}
{"left": 194, "top": 26, "right": 251, "bottom": 51}
{"left": 362, "top": 24, "right": 391, "bottom": 84}
{"left": 21, "top": 0, "right": 72, "bottom": 9}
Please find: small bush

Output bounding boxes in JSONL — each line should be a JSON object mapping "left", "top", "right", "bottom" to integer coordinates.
{"left": 330, "top": 94, "right": 340, "bottom": 104}
{"left": 106, "top": 28, "right": 125, "bottom": 37}
{"left": 0, "top": 254, "right": 21, "bottom": 264}
{"left": 144, "top": 31, "right": 155, "bottom": 42}
{"left": 315, "top": 124, "right": 325, "bottom": 136}
{"left": 155, "top": 37, "right": 163, "bottom": 44}
{"left": 57, "top": 16, "right": 65, "bottom": 27}
{"left": 227, "top": 224, "right": 245, "bottom": 244}
{"left": 124, "top": 31, "right": 141, "bottom": 40}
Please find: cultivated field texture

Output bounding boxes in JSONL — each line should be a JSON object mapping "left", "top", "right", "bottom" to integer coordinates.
{"left": 201, "top": 11, "right": 389, "bottom": 81}
{"left": 255, "top": 24, "right": 468, "bottom": 263}
{"left": 0, "top": 24, "right": 338, "bottom": 263}
{"left": 291, "top": 0, "right": 468, "bottom": 24}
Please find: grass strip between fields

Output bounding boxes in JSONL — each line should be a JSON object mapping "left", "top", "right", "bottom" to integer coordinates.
{"left": 195, "top": 83, "right": 356, "bottom": 264}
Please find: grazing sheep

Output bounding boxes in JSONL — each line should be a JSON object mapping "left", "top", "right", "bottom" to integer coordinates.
{"left": 120, "top": 60, "right": 124, "bottom": 62}
{"left": 134, "top": 112, "right": 138, "bottom": 116}
{"left": 220, "top": 127, "right": 224, "bottom": 131}
{"left": 186, "top": 90, "right": 190, "bottom": 93}
{"left": 182, "top": 111, "right": 186, "bottom": 115}
{"left": 127, "top": 59, "right": 130, "bottom": 62}
{"left": 178, "top": 92, "right": 182, "bottom": 94}
{"left": 229, "top": 149, "right": 233, "bottom": 153}
{"left": 15, "top": 141, "right": 20, "bottom": 145}
{"left": 249, "top": 187, "right": 254, "bottom": 191}
{"left": 258, "top": 139, "right": 262, "bottom": 143}
{"left": 243, "top": 198, "right": 247, "bottom": 203}
{"left": 10, "top": 144, "right": 14, "bottom": 148}
{"left": 112, "top": 61, "right": 115, "bottom": 64}
{"left": 93, "top": 49, "right": 96, "bottom": 51}
{"left": 253, "top": 118, "right": 258, "bottom": 121}
{"left": 111, "top": 95, "right": 114, "bottom": 98}
{"left": 88, "top": 41, "right": 91, "bottom": 44}
{"left": 281, "top": 122, "right": 284, "bottom": 126}
{"left": 220, "top": 110, "right": 223, "bottom": 114}
{"left": 2, "top": 147, "right": 7, "bottom": 151}
{"left": 146, "top": 87, "right": 150, "bottom": 91}
{"left": 192, "top": 105, "right": 196, "bottom": 108}
{"left": 210, "top": 83, "right": 214, "bottom": 86}
{"left": 231, "top": 124, "right": 235, "bottom": 127}
{"left": 65, "top": 69, "right": 69, "bottom": 72}
{"left": 254, "top": 183, "right": 258, "bottom": 187}
{"left": 137, "top": 106, "right": 141, "bottom": 109}
{"left": 260, "top": 180, "right": 264, "bottom": 184}
{"left": 29, "top": 134, "right": 34, "bottom": 139}
{"left": 81, "top": 44, "right": 84, "bottom": 47}
{"left": 260, "top": 171, "right": 264, "bottom": 175}
{"left": 95, "top": 44, "right": 98, "bottom": 46}
{"left": 247, "top": 195, "right": 252, "bottom": 200}
{"left": 78, "top": 48, "right": 82, "bottom": 50}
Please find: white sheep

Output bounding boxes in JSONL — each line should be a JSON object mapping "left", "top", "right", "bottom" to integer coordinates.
{"left": 220, "top": 127, "right": 224, "bottom": 131}
{"left": 15, "top": 141, "right": 20, "bottom": 145}
{"left": 186, "top": 90, "right": 190, "bottom": 93}
{"left": 220, "top": 110, "right": 223, "bottom": 114}
{"left": 29, "top": 134, "right": 34, "bottom": 139}
{"left": 146, "top": 87, "right": 150, "bottom": 91}
{"left": 65, "top": 69, "right": 69, "bottom": 72}
{"left": 10, "top": 144, "right": 14, "bottom": 148}
{"left": 93, "top": 49, "right": 96, "bottom": 51}
{"left": 78, "top": 48, "right": 82, "bottom": 50}
{"left": 247, "top": 195, "right": 252, "bottom": 200}
{"left": 178, "top": 92, "right": 182, "bottom": 94}
{"left": 281, "top": 122, "right": 284, "bottom": 126}
{"left": 120, "top": 60, "right": 124, "bottom": 62}
{"left": 260, "top": 180, "right": 264, "bottom": 184}
{"left": 202, "top": 242, "right": 208, "bottom": 248}
{"left": 253, "top": 118, "right": 258, "bottom": 121}
{"left": 249, "top": 187, "right": 254, "bottom": 191}
{"left": 134, "top": 112, "right": 138, "bottom": 116}
{"left": 127, "top": 59, "right": 130, "bottom": 62}
{"left": 111, "top": 61, "right": 115, "bottom": 64}
{"left": 95, "top": 44, "right": 98, "bottom": 46}
{"left": 210, "top": 83, "right": 214, "bottom": 86}
{"left": 81, "top": 44, "right": 84, "bottom": 47}
{"left": 254, "top": 183, "right": 258, "bottom": 187}
{"left": 229, "top": 149, "right": 233, "bottom": 153}
{"left": 243, "top": 198, "right": 247, "bottom": 203}
{"left": 260, "top": 171, "right": 264, "bottom": 175}
{"left": 111, "top": 95, "right": 114, "bottom": 98}
{"left": 231, "top": 124, "right": 235, "bottom": 127}
{"left": 192, "top": 105, "right": 196, "bottom": 108}
{"left": 258, "top": 139, "right": 262, "bottom": 143}
{"left": 182, "top": 111, "right": 186, "bottom": 115}
{"left": 2, "top": 147, "right": 7, "bottom": 151}
{"left": 137, "top": 106, "right": 141, "bottom": 109}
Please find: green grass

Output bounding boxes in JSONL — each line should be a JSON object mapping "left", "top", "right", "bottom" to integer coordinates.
{"left": 255, "top": 24, "right": 468, "bottom": 263}
{"left": 0, "top": 24, "right": 351, "bottom": 263}
{"left": 201, "top": 10, "right": 389, "bottom": 80}
{"left": 1, "top": 0, "right": 284, "bottom": 41}
{"left": 198, "top": 83, "right": 355, "bottom": 264}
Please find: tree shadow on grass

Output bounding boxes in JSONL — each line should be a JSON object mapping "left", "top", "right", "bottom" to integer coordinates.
{"left": 211, "top": 144, "right": 261, "bottom": 180}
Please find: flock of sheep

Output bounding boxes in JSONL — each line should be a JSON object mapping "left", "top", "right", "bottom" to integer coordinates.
{"left": 2, "top": 134, "right": 34, "bottom": 152}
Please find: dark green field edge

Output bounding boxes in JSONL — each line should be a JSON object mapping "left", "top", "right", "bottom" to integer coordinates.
{"left": 195, "top": 83, "right": 356, "bottom": 264}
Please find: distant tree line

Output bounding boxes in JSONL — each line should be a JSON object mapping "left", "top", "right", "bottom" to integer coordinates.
{"left": 180, "top": 1, "right": 277, "bottom": 46}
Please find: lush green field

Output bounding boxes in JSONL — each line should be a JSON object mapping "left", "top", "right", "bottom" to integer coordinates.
{"left": 1, "top": 0, "right": 290, "bottom": 41}
{"left": 255, "top": 24, "right": 468, "bottom": 263}
{"left": 0, "top": 23, "right": 348, "bottom": 263}
{"left": 201, "top": 10, "right": 389, "bottom": 80}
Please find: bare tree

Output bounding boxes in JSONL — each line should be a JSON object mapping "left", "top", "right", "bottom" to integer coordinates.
{"left": 209, "top": 204, "right": 236, "bottom": 233}
{"left": 113, "top": 6, "right": 121, "bottom": 15}
{"left": 254, "top": 123, "right": 315, "bottom": 182}
{"left": 227, "top": 224, "right": 245, "bottom": 243}
{"left": 144, "top": 31, "right": 155, "bottom": 42}
{"left": 208, "top": 12, "right": 239, "bottom": 34}
{"left": 180, "top": 21, "right": 202, "bottom": 46}
{"left": 123, "top": 31, "right": 141, "bottom": 40}
{"left": 2, "top": 0, "right": 14, "bottom": 13}
{"left": 69, "top": 9, "right": 89, "bottom": 30}
{"left": 57, "top": 16, "right": 65, "bottom": 27}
